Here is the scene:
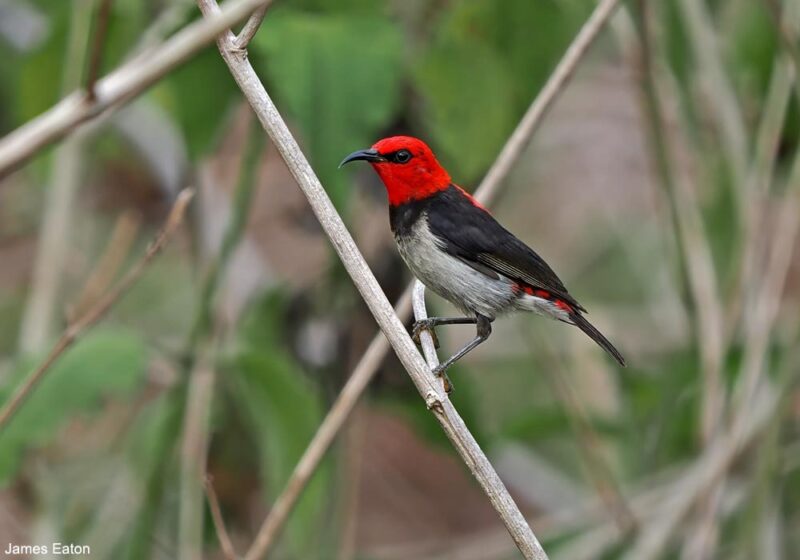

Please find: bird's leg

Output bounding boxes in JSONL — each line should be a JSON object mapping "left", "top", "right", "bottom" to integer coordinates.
{"left": 411, "top": 316, "right": 477, "bottom": 348}
{"left": 432, "top": 314, "right": 492, "bottom": 377}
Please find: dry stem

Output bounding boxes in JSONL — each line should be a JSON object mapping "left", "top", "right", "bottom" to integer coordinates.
{"left": 179, "top": 347, "right": 216, "bottom": 560}
{"left": 205, "top": 476, "right": 238, "bottom": 560}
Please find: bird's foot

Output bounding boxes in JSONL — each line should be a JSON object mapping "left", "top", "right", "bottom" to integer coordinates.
{"left": 411, "top": 319, "right": 440, "bottom": 349}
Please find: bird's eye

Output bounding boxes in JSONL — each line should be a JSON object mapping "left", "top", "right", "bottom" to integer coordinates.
{"left": 394, "top": 150, "right": 412, "bottom": 164}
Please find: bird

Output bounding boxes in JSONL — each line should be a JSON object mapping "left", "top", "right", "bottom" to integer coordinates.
{"left": 340, "top": 135, "right": 625, "bottom": 378}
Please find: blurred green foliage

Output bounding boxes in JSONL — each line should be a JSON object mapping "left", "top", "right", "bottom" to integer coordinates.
{"left": 253, "top": 8, "right": 404, "bottom": 208}
{"left": 0, "top": 329, "right": 147, "bottom": 484}
{"left": 229, "top": 292, "right": 333, "bottom": 557}
{"left": 415, "top": 0, "right": 591, "bottom": 180}
{"left": 0, "top": 0, "right": 797, "bottom": 558}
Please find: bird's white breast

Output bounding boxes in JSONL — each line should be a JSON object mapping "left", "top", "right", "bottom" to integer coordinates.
{"left": 395, "top": 215, "right": 517, "bottom": 319}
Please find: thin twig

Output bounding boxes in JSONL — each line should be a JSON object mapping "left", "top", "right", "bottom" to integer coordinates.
{"left": 18, "top": 136, "right": 88, "bottom": 353}
{"left": 730, "top": 0, "right": 800, "bottom": 346}
{"left": 18, "top": 0, "right": 95, "bottom": 353}
{"left": 0, "top": 188, "right": 194, "bottom": 434}
{"left": 241, "top": 288, "right": 411, "bottom": 559}
{"left": 85, "top": 0, "right": 114, "bottom": 101}
{"left": 636, "top": 2, "right": 725, "bottom": 446}
{"left": 623, "top": 385, "right": 779, "bottom": 560}
{"left": 70, "top": 211, "right": 140, "bottom": 320}
{"left": 0, "top": 0, "right": 272, "bottom": 178}
{"left": 684, "top": 4, "right": 800, "bottom": 555}
{"left": 477, "top": 0, "right": 621, "bottom": 203}
{"left": 233, "top": 4, "right": 268, "bottom": 50}
{"left": 532, "top": 332, "right": 637, "bottom": 535}
{"left": 179, "top": 347, "right": 217, "bottom": 560}
{"left": 205, "top": 475, "right": 238, "bottom": 560}
{"left": 630, "top": 8, "right": 728, "bottom": 556}
{"left": 732, "top": 172, "right": 800, "bottom": 433}
{"left": 409, "top": 282, "right": 547, "bottom": 559}
{"left": 189, "top": 114, "right": 264, "bottom": 347}
{"left": 763, "top": 0, "right": 800, "bottom": 79}
{"left": 236, "top": 0, "right": 623, "bottom": 554}
{"left": 178, "top": 114, "right": 263, "bottom": 560}
{"left": 676, "top": 0, "right": 748, "bottom": 213}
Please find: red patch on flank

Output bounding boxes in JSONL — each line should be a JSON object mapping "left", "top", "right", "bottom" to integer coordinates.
{"left": 554, "top": 299, "right": 572, "bottom": 312}
{"left": 454, "top": 184, "right": 488, "bottom": 211}
{"left": 517, "top": 284, "right": 558, "bottom": 302}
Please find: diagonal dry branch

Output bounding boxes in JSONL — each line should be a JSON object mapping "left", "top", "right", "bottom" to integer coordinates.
{"left": 0, "top": 188, "right": 194, "bottom": 434}
{"left": 234, "top": 4, "right": 268, "bottom": 50}
{"left": 0, "top": 0, "right": 272, "bottom": 178}
{"left": 233, "top": 0, "right": 623, "bottom": 556}
{"left": 205, "top": 475, "right": 238, "bottom": 560}
{"left": 189, "top": 0, "right": 636, "bottom": 556}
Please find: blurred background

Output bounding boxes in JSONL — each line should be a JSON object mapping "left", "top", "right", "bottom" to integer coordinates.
{"left": 0, "top": 0, "right": 798, "bottom": 559}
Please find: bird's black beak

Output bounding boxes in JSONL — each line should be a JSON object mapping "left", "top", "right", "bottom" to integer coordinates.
{"left": 339, "top": 148, "right": 386, "bottom": 168}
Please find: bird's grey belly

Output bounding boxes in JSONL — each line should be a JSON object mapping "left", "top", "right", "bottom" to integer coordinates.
{"left": 395, "top": 222, "right": 516, "bottom": 319}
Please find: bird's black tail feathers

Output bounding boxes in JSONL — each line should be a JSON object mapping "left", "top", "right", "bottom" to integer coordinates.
{"left": 570, "top": 312, "right": 626, "bottom": 367}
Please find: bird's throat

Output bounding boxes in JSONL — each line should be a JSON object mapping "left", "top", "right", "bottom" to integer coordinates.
{"left": 371, "top": 163, "right": 451, "bottom": 206}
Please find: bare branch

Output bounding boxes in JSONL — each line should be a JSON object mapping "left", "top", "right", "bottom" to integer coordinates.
{"left": 0, "top": 188, "right": 194, "bottom": 434}
{"left": 233, "top": 4, "right": 268, "bottom": 50}
{"left": 624, "top": 385, "right": 780, "bottom": 560}
{"left": 633, "top": 0, "right": 726, "bottom": 445}
{"left": 733, "top": 174, "right": 800, "bottom": 427}
{"left": 241, "top": 287, "right": 410, "bottom": 560}
{"left": 18, "top": 0, "right": 95, "bottom": 353}
{"left": 730, "top": 0, "right": 800, "bottom": 347}
{"left": 70, "top": 211, "right": 140, "bottom": 320}
{"left": 676, "top": 0, "right": 748, "bottom": 211}
{"left": 205, "top": 475, "right": 238, "bottom": 560}
{"left": 179, "top": 349, "right": 216, "bottom": 560}
{"left": 0, "top": 0, "right": 272, "bottom": 178}
{"left": 477, "top": 0, "right": 621, "bottom": 202}
{"left": 236, "top": 0, "right": 623, "bottom": 554}
{"left": 533, "top": 336, "right": 636, "bottom": 535}
{"left": 410, "top": 282, "right": 548, "bottom": 558}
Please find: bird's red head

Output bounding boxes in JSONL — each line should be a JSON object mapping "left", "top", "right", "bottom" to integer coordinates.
{"left": 340, "top": 136, "right": 451, "bottom": 206}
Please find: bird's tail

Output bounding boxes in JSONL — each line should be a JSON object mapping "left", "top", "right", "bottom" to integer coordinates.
{"left": 569, "top": 312, "right": 626, "bottom": 367}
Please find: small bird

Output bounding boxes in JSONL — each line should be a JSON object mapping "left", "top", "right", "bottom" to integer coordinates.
{"left": 341, "top": 136, "right": 625, "bottom": 376}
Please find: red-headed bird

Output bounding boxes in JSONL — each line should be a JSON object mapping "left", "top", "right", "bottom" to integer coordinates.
{"left": 341, "top": 136, "right": 625, "bottom": 375}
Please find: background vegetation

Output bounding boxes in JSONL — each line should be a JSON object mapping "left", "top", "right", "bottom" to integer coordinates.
{"left": 0, "top": 0, "right": 798, "bottom": 559}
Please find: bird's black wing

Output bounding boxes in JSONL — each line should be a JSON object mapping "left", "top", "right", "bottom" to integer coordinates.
{"left": 426, "top": 185, "right": 585, "bottom": 312}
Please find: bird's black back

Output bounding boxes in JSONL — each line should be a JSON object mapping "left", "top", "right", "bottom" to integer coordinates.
{"left": 390, "top": 185, "right": 583, "bottom": 311}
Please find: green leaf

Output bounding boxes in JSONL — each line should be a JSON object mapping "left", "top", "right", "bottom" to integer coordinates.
{"left": 252, "top": 10, "right": 404, "bottom": 209}
{"left": 0, "top": 329, "right": 148, "bottom": 484}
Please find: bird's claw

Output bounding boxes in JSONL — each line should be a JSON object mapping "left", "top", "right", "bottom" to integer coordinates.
{"left": 411, "top": 320, "right": 440, "bottom": 349}
{"left": 432, "top": 364, "right": 454, "bottom": 394}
